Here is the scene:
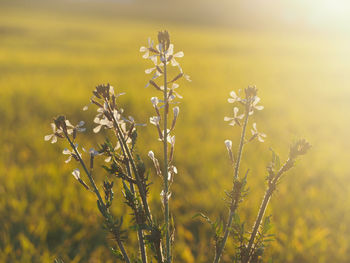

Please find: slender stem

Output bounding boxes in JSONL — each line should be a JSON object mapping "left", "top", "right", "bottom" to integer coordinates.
{"left": 243, "top": 159, "right": 294, "bottom": 262}
{"left": 213, "top": 109, "right": 250, "bottom": 263}
{"left": 64, "top": 133, "right": 131, "bottom": 263}
{"left": 117, "top": 238, "right": 131, "bottom": 263}
{"left": 243, "top": 189, "right": 273, "bottom": 263}
{"left": 163, "top": 53, "right": 171, "bottom": 263}
{"left": 64, "top": 133, "right": 105, "bottom": 208}
{"left": 107, "top": 103, "right": 152, "bottom": 222}
{"left": 118, "top": 134, "right": 148, "bottom": 263}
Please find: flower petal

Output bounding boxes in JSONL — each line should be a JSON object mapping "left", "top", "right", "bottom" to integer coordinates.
{"left": 174, "top": 51, "right": 184, "bottom": 58}
{"left": 93, "top": 125, "right": 102, "bottom": 133}
{"left": 44, "top": 134, "right": 53, "bottom": 141}
{"left": 72, "top": 169, "right": 80, "bottom": 180}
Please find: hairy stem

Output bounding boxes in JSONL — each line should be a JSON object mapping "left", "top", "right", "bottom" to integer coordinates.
{"left": 243, "top": 158, "right": 294, "bottom": 262}
{"left": 64, "top": 133, "right": 131, "bottom": 263}
{"left": 107, "top": 103, "right": 152, "bottom": 222}
{"left": 213, "top": 109, "right": 250, "bottom": 263}
{"left": 163, "top": 53, "right": 171, "bottom": 263}
{"left": 243, "top": 188, "right": 273, "bottom": 263}
{"left": 116, "top": 238, "right": 131, "bottom": 263}
{"left": 118, "top": 135, "right": 148, "bottom": 263}
{"left": 65, "top": 133, "right": 105, "bottom": 208}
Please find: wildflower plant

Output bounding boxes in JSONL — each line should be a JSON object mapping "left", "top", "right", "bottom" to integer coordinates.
{"left": 200, "top": 86, "right": 311, "bottom": 263}
{"left": 46, "top": 31, "right": 310, "bottom": 263}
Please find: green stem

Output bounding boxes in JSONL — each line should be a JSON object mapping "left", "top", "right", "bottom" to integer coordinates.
{"left": 163, "top": 53, "right": 171, "bottom": 263}
{"left": 213, "top": 109, "right": 250, "bottom": 263}
{"left": 107, "top": 103, "right": 152, "bottom": 222}
{"left": 64, "top": 133, "right": 105, "bottom": 208}
{"left": 118, "top": 135, "right": 148, "bottom": 263}
{"left": 243, "top": 189, "right": 272, "bottom": 263}
{"left": 64, "top": 133, "right": 131, "bottom": 263}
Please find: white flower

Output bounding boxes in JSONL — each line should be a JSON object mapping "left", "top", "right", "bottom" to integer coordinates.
{"left": 224, "top": 140, "right": 232, "bottom": 151}
{"left": 251, "top": 123, "right": 266, "bottom": 142}
{"left": 44, "top": 123, "right": 63, "bottom": 143}
{"left": 228, "top": 91, "right": 241, "bottom": 104}
{"left": 171, "top": 83, "right": 183, "bottom": 99}
{"left": 66, "top": 120, "right": 86, "bottom": 135}
{"left": 62, "top": 145, "right": 81, "bottom": 163}
{"left": 72, "top": 168, "right": 80, "bottom": 180}
{"left": 167, "top": 135, "right": 175, "bottom": 146}
{"left": 150, "top": 116, "right": 160, "bottom": 126}
{"left": 249, "top": 97, "right": 264, "bottom": 115}
{"left": 89, "top": 148, "right": 100, "bottom": 157}
{"left": 166, "top": 44, "right": 184, "bottom": 67}
{"left": 151, "top": 97, "right": 159, "bottom": 107}
{"left": 224, "top": 107, "right": 244, "bottom": 126}
{"left": 63, "top": 148, "right": 73, "bottom": 163}
{"left": 93, "top": 117, "right": 113, "bottom": 133}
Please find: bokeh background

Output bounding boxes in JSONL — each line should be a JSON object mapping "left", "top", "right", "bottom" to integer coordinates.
{"left": 1, "top": 0, "right": 350, "bottom": 262}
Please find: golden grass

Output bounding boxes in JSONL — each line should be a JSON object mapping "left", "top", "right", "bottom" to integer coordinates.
{"left": 1, "top": 1, "right": 350, "bottom": 262}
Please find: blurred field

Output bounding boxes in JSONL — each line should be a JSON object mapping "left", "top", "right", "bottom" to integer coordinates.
{"left": 1, "top": 0, "right": 350, "bottom": 262}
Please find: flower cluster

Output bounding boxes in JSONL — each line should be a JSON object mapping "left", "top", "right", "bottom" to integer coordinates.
{"left": 141, "top": 31, "right": 190, "bottom": 206}
{"left": 45, "top": 116, "right": 89, "bottom": 187}
{"left": 224, "top": 86, "right": 266, "bottom": 148}
{"left": 90, "top": 84, "right": 145, "bottom": 161}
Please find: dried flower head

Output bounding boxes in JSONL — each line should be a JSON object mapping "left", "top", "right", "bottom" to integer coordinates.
{"left": 245, "top": 86, "right": 258, "bottom": 99}
{"left": 158, "top": 30, "right": 170, "bottom": 52}
{"left": 289, "top": 139, "right": 312, "bottom": 159}
{"left": 54, "top": 115, "right": 67, "bottom": 132}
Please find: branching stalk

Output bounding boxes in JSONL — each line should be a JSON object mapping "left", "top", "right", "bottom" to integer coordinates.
{"left": 64, "top": 132, "right": 131, "bottom": 263}
{"left": 106, "top": 102, "right": 153, "bottom": 222}
{"left": 162, "top": 51, "right": 171, "bottom": 263}
{"left": 64, "top": 132, "right": 105, "bottom": 208}
{"left": 243, "top": 188, "right": 272, "bottom": 263}
{"left": 118, "top": 134, "right": 148, "bottom": 263}
{"left": 213, "top": 106, "right": 250, "bottom": 263}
